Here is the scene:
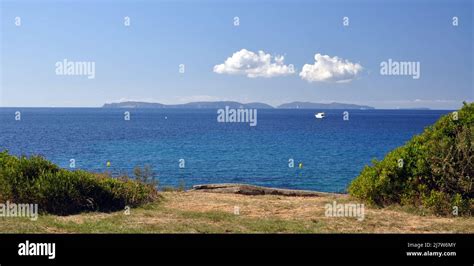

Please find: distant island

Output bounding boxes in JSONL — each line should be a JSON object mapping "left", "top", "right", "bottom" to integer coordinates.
{"left": 277, "top": 101, "right": 374, "bottom": 110}
{"left": 103, "top": 101, "right": 375, "bottom": 110}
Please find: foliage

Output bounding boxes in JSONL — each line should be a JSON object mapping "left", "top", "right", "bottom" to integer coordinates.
{"left": 0, "top": 152, "right": 158, "bottom": 215}
{"left": 349, "top": 102, "right": 473, "bottom": 216}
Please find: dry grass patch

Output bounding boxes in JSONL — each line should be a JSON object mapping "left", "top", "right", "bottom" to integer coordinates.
{"left": 0, "top": 191, "right": 472, "bottom": 233}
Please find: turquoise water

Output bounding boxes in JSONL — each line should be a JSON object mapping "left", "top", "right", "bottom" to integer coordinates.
{"left": 0, "top": 108, "right": 450, "bottom": 192}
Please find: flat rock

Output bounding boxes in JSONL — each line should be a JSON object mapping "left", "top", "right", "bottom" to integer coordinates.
{"left": 189, "top": 183, "right": 335, "bottom": 197}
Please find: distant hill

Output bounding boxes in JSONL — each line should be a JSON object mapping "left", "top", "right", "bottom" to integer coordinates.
{"left": 103, "top": 101, "right": 274, "bottom": 109}
{"left": 103, "top": 101, "right": 166, "bottom": 108}
{"left": 103, "top": 101, "right": 374, "bottom": 109}
{"left": 277, "top": 102, "right": 374, "bottom": 110}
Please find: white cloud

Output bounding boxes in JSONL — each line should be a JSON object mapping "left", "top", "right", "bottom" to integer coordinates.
{"left": 213, "top": 49, "right": 295, "bottom": 78}
{"left": 299, "top": 54, "right": 363, "bottom": 83}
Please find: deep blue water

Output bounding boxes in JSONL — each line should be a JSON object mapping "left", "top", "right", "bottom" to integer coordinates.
{"left": 0, "top": 108, "right": 450, "bottom": 192}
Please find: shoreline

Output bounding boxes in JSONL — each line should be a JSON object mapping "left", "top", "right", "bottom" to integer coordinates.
{"left": 189, "top": 183, "right": 343, "bottom": 197}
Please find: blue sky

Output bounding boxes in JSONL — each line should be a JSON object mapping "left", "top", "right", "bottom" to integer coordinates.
{"left": 1, "top": 0, "right": 472, "bottom": 109}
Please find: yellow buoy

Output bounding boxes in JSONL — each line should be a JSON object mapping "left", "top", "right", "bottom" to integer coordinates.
{"left": 298, "top": 162, "right": 303, "bottom": 169}
{"left": 106, "top": 161, "right": 111, "bottom": 167}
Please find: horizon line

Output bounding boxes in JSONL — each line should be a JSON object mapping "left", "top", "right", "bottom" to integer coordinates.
{"left": 0, "top": 100, "right": 469, "bottom": 110}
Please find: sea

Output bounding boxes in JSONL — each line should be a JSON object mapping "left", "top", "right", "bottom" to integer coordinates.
{"left": 0, "top": 108, "right": 451, "bottom": 193}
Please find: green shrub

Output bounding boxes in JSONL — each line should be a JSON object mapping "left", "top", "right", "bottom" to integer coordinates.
{"left": 349, "top": 102, "right": 473, "bottom": 216}
{"left": 0, "top": 151, "right": 158, "bottom": 215}
{"left": 421, "top": 190, "right": 451, "bottom": 215}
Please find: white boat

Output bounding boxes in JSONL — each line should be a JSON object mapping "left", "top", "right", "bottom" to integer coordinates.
{"left": 315, "top": 112, "right": 325, "bottom": 119}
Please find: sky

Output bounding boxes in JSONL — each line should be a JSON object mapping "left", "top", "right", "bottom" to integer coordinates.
{"left": 0, "top": 0, "right": 473, "bottom": 109}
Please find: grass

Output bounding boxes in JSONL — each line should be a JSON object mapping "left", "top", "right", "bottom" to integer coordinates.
{"left": 0, "top": 191, "right": 472, "bottom": 233}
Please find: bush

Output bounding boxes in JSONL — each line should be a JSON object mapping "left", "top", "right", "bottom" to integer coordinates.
{"left": 349, "top": 102, "right": 473, "bottom": 216}
{"left": 0, "top": 152, "right": 158, "bottom": 215}
{"left": 133, "top": 164, "right": 158, "bottom": 187}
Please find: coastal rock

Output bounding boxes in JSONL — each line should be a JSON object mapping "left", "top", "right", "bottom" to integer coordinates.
{"left": 190, "top": 183, "right": 334, "bottom": 197}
